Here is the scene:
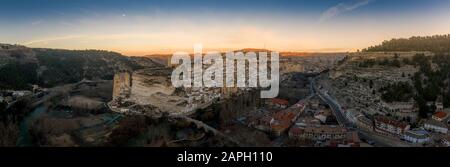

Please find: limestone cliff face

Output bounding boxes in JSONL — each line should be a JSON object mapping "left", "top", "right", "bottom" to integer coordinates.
{"left": 130, "top": 69, "right": 175, "bottom": 103}
{"left": 111, "top": 68, "right": 193, "bottom": 113}
{"left": 111, "top": 67, "right": 262, "bottom": 117}
{"left": 112, "top": 68, "right": 176, "bottom": 102}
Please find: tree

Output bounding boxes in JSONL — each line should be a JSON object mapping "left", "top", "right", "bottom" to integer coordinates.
{"left": 379, "top": 82, "right": 413, "bottom": 102}
{"left": 415, "top": 95, "right": 431, "bottom": 118}
{"left": 0, "top": 117, "right": 19, "bottom": 146}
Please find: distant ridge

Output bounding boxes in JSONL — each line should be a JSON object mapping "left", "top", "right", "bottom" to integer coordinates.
{"left": 0, "top": 43, "right": 162, "bottom": 89}
{"left": 235, "top": 48, "right": 272, "bottom": 53}
{"left": 364, "top": 34, "right": 450, "bottom": 53}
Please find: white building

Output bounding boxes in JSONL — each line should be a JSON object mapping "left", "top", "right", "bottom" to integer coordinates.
{"left": 356, "top": 114, "right": 374, "bottom": 131}
{"left": 314, "top": 114, "right": 327, "bottom": 123}
{"left": 402, "top": 130, "right": 430, "bottom": 144}
{"left": 374, "top": 116, "right": 410, "bottom": 136}
{"left": 436, "top": 102, "right": 444, "bottom": 111}
{"left": 383, "top": 102, "right": 417, "bottom": 113}
{"left": 423, "top": 120, "right": 448, "bottom": 134}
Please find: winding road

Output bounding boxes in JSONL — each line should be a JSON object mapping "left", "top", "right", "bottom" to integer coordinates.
{"left": 311, "top": 77, "right": 353, "bottom": 128}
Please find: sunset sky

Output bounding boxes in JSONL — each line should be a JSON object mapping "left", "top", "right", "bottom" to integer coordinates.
{"left": 1, "top": 0, "right": 450, "bottom": 55}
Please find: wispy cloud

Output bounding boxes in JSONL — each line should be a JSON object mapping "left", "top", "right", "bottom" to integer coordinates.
{"left": 319, "top": 0, "right": 373, "bottom": 22}
{"left": 23, "top": 35, "right": 85, "bottom": 45}
{"left": 31, "top": 20, "right": 43, "bottom": 26}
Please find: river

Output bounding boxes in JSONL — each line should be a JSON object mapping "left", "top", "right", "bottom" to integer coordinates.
{"left": 16, "top": 106, "right": 47, "bottom": 147}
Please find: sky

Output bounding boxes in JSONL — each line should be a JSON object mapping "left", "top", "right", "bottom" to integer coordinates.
{"left": 0, "top": 0, "right": 450, "bottom": 55}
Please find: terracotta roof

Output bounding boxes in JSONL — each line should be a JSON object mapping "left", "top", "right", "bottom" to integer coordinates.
{"left": 433, "top": 112, "right": 448, "bottom": 119}
{"left": 271, "top": 123, "right": 290, "bottom": 131}
{"left": 270, "top": 98, "right": 289, "bottom": 106}
{"left": 289, "top": 126, "right": 304, "bottom": 135}
{"left": 375, "top": 116, "right": 409, "bottom": 129}
{"left": 273, "top": 111, "right": 296, "bottom": 122}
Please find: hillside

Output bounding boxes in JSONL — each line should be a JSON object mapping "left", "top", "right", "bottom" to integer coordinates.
{"left": 364, "top": 34, "right": 450, "bottom": 53}
{"left": 0, "top": 44, "right": 162, "bottom": 89}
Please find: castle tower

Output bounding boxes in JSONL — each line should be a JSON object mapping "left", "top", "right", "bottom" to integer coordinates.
{"left": 112, "top": 72, "right": 132, "bottom": 100}
{"left": 167, "top": 55, "right": 173, "bottom": 68}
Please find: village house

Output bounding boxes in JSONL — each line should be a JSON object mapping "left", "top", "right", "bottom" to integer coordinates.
{"left": 309, "top": 98, "right": 320, "bottom": 109}
{"left": 426, "top": 101, "right": 444, "bottom": 111}
{"left": 436, "top": 102, "right": 444, "bottom": 111}
{"left": 402, "top": 129, "right": 430, "bottom": 144}
{"left": 252, "top": 115, "right": 272, "bottom": 132}
{"left": 270, "top": 111, "right": 297, "bottom": 136}
{"left": 267, "top": 98, "right": 289, "bottom": 109}
{"left": 356, "top": 114, "right": 374, "bottom": 131}
{"left": 423, "top": 119, "right": 448, "bottom": 134}
{"left": 383, "top": 102, "right": 417, "bottom": 113}
{"left": 314, "top": 109, "right": 331, "bottom": 123}
{"left": 432, "top": 111, "right": 449, "bottom": 122}
{"left": 271, "top": 122, "right": 291, "bottom": 136}
{"left": 288, "top": 124, "right": 348, "bottom": 141}
{"left": 374, "top": 116, "right": 410, "bottom": 136}
{"left": 295, "top": 117, "right": 321, "bottom": 127}
{"left": 334, "top": 131, "right": 360, "bottom": 147}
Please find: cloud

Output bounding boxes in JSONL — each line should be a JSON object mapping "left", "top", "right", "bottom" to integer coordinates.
{"left": 31, "top": 20, "right": 43, "bottom": 26}
{"left": 24, "top": 35, "right": 85, "bottom": 45}
{"left": 319, "top": 0, "right": 373, "bottom": 22}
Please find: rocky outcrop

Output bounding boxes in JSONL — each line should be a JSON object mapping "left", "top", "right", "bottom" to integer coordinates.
{"left": 110, "top": 68, "right": 188, "bottom": 114}
{"left": 130, "top": 68, "right": 175, "bottom": 101}
{"left": 112, "top": 68, "right": 175, "bottom": 103}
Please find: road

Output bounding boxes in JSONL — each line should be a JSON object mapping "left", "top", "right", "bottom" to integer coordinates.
{"left": 359, "top": 130, "right": 413, "bottom": 147}
{"left": 170, "top": 115, "right": 241, "bottom": 146}
{"left": 312, "top": 75, "right": 413, "bottom": 147}
{"left": 311, "top": 78, "right": 353, "bottom": 128}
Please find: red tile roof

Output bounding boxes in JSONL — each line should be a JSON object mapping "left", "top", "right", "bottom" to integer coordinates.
{"left": 271, "top": 123, "right": 290, "bottom": 131}
{"left": 273, "top": 111, "right": 296, "bottom": 123}
{"left": 433, "top": 111, "right": 448, "bottom": 119}
{"left": 375, "top": 116, "right": 409, "bottom": 129}
{"left": 270, "top": 98, "right": 289, "bottom": 106}
{"left": 289, "top": 126, "right": 304, "bottom": 135}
